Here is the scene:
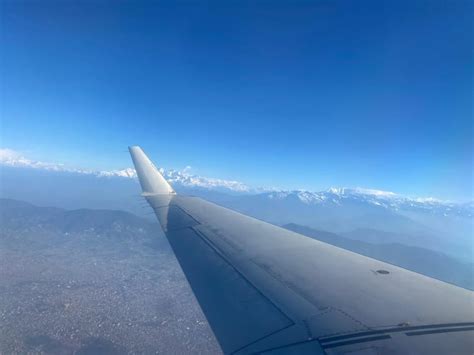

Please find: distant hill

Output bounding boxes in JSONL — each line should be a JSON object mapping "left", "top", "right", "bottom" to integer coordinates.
{"left": 283, "top": 223, "right": 474, "bottom": 290}
{"left": 219, "top": 190, "right": 473, "bottom": 262}
{"left": 0, "top": 198, "right": 167, "bottom": 251}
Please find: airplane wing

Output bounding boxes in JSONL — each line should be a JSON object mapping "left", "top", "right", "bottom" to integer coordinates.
{"left": 129, "top": 146, "right": 474, "bottom": 355}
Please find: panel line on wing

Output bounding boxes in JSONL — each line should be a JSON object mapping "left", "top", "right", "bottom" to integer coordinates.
{"left": 191, "top": 226, "right": 295, "bottom": 326}
{"left": 321, "top": 334, "right": 392, "bottom": 349}
{"left": 318, "top": 322, "right": 474, "bottom": 345}
{"left": 229, "top": 323, "right": 295, "bottom": 355}
{"left": 153, "top": 205, "right": 200, "bottom": 232}
{"left": 405, "top": 326, "right": 474, "bottom": 337}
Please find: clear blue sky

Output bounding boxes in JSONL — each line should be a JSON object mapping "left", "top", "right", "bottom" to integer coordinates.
{"left": 1, "top": 0, "right": 472, "bottom": 200}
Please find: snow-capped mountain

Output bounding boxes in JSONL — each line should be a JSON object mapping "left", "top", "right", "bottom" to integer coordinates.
{"left": 1, "top": 147, "right": 472, "bottom": 218}
{"left": 97, "top": 168, "right": 137, "bottom": 178}
{"left": 97, "top": 167, "right": 471, "bottom": 218}
{"left": 99, "top": 168, "right": 472, "bottom": 217}
{"left": 262, "top": 188, "right": 472, "bottom": 218}
{"left": 218, "top": 188, "right": 473, "bottom": 263}
{"left": 160, "top": 168, "right": 251, "bottom": 193}
{"left": 0, "top": 148, "right": 252, "bottom": 193}
{"left": 96, "top": 167, "right": 252, "bottom": 193}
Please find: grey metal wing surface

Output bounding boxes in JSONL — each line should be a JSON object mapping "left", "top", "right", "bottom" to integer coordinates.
{"left": 129, "top": 146, "right": 474, "bottom": 355}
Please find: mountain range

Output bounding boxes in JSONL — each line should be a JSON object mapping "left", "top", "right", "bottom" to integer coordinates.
{"left": 187, "top": 187, "right": 473, "bottom": 263}
{"left": 1, "top": 198, "right": 471, "bottom": 291}
{"left": 1, "top": 164, "right": 472, "bottom": 263}
{"left": 283, "top": 223, "right": 473, "bottom": 290}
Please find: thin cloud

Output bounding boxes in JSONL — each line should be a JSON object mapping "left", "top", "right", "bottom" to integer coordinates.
{"left": 0, "top": 148, "right": 252, "bottom": 192}
{"left": 0, "top": 148, "right": 73, "bottom": 172}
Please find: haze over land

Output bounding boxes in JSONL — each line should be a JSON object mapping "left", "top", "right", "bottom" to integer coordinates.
{"left": 1, "top": 154, "right": 473, "bottom": 353}
{"left": 1, "top": 193, "right": 472, "bottom": 352}
{"left": 0, "top": 199, "right": 220, "bottom": 354}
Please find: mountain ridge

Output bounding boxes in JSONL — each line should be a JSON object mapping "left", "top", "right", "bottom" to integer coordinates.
{"left": 1, "top": 148, "right": 472, "bottom": 208}
{"left": 283, "top": 223, "right": 474, "bottom": 290}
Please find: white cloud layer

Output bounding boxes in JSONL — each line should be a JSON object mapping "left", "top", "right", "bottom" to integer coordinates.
{"left": 0, "top": 148, "right": 251, "bottom": 192}
{"left": 0, "top": 148, "right": 90, "bottom": 173}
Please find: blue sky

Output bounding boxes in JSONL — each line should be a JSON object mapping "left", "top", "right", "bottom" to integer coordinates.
{"left": 1, "top": 0, "right": 472, "bottom": 200}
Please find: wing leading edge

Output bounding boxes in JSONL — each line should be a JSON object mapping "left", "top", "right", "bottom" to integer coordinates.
{"left": 129, "top": 146, "right": 474, "bottom": 355}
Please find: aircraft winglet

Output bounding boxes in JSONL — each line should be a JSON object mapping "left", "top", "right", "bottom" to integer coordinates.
{"left": 128, "top": 146, "right": 175, "bottom": 195}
